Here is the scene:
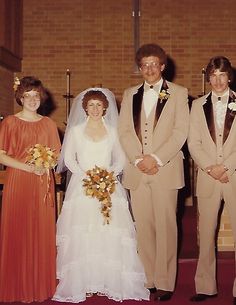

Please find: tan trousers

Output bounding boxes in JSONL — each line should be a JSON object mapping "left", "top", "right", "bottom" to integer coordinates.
{"left": 196, "top": 181, "right": 236, "bottom": 296}
{"left": 130, "top": 174, "right": 178, "bottom": 291}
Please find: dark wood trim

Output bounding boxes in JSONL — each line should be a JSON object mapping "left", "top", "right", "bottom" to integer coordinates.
{"left": 132, "top": 0, "right": 140, "bottom": 73}
{"left": 0, "top": 0, "right": 23, "bottom": 72}
{"left": 0, "top": 46, "right": 22, "bottom": 71}
{"left": 218, "top": 251, "right": 234, "bottom": 259}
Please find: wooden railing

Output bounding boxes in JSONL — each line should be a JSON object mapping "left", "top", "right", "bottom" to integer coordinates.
{"left": 0, "top": 170, "right": 5, "bottom": 184}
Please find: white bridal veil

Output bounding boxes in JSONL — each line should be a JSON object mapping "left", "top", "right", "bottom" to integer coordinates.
{"left": 57, "top": 87, "right": 119, "bottom": 173}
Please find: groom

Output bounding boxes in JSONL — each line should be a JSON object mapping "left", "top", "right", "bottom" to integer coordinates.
{"left": 118, "top": 43, "right": 189, "bottom": 301}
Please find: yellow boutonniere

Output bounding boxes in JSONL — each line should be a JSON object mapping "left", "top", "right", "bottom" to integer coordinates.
{"left": 159, "top": 89, "right": 170, "bottom": 103}
{"left": 228, "top": 101, "right": 236, "bottom": 112}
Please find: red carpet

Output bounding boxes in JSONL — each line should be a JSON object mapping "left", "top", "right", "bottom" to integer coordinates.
{"left": 177, "top": 205, "right": 198, "bottom": 258}
{"left": 3, "top": 259, "right": 234, "bottom": 305}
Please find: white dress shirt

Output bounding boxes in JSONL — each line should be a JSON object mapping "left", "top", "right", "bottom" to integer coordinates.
{"left": 143, "top": 79, "right": 163, "bottom": 117}
{"left": 135, "top": 79, "right": 164, "bottom": 167}
{"left": 212, "top": 90, "right": 229, "bottom": 129}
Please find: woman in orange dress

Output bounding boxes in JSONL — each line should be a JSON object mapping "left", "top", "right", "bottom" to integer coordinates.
{"left": 0, "top": 76, "right": 61, "bottom": 302}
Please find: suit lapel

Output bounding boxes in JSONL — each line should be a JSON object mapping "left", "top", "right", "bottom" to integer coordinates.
{"left": 133, "top": 84, "right": 144, "bottom": 143}
{"left": 203, "top": 93, "right": 216, "bottom": 144}
{"left": 223, "top": 90, "right": 236, "bottom": 144}
{"left": 132, "top": 79, "right": 170, "bottom": 140}
{"left": 154, "top": 79, "right": 170, "bottom": 128}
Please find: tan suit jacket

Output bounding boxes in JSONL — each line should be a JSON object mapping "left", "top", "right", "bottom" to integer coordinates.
{"left": 188, "top": 91, "right": 236, "bottom": 198}
{"left": 119, "top": 80, "right": 189, "bottom": 190}
{"left": 188, "top": 90, "right": 236, "bottom": 296}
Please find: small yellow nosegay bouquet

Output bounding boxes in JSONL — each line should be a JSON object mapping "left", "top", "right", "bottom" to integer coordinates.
{"left": 26, "top": 144, "right": 58, "bottom": 170}
{"left": 13, "top": 77, "right": 20, "bottom": 92}
{"left": 82, "top": 165, "right": 117, "bottom": 224}
{"left": 26, "top": 144, "right": 58, "bottom": 204}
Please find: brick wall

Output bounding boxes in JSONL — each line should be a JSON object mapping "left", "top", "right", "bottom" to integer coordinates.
{"left": 2, "top": 0, "right": 236, "bottom": 251}
{"left": 17, "top": 0, "right": 138, "bottom": 131}
{"left": 16, "top": 0, "right": 236, "bottom": 129}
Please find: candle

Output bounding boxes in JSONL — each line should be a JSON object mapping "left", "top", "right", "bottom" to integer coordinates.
{"left": 202, "top": 68, "right": 205, "bottom": 96}
{"left": 66, "top": 69, "right": 70, "bottom": 95}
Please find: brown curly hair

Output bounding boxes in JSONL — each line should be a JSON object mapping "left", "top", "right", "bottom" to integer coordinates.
{"left": 82, "top": 90, "right": 109, "bottom": 115}
{"left": 15, "top": 76, "right": 47, "bottom": 106}
{"left": 135, "top": 43, "right": 167, "bottom": 67}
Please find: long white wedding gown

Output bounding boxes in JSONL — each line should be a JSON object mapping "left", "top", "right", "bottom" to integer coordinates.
{"left": 52, "top": 123, "right": 149, "bottom": 303}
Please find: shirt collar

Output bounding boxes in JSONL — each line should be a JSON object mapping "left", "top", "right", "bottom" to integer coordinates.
{"left": 212, "top": 88, "right": 229, "bottom": 100}
{"left": 144, "top": 78, "right": 163, "bottom": 92}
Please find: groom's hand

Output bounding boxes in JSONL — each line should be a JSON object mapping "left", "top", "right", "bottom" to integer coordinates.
{"left": 136, "top": 154, "right": 159, "bottom": 175}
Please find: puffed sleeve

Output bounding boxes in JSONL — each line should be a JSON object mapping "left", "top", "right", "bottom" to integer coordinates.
{"left": 0, "top": 116, "right": 13, "bottom": 155}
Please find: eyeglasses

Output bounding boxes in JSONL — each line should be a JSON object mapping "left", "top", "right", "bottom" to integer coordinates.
{"left": 140, "top": 61, "right": 160, "bottom": 71}
{"left": 23, "top": 93, "right": 40, "bottom": 101}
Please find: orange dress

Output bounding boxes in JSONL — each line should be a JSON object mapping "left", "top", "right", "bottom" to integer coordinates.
{"left": 0, "top": 115, "right": 61, "bottom": 302}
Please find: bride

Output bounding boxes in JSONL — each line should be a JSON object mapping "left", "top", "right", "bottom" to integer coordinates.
{"left": 52, "top": 88, "right": 149, "bottom": 303}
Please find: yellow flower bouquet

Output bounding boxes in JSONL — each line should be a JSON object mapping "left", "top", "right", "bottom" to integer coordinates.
{"left": 26, "top": 144, "right": 58, "bottom": 204}
{"left": 26, "top": 143, "right": 58, "bottom": 170}
{"left": 82, "top": 165, "right": 117, "bottom": 224}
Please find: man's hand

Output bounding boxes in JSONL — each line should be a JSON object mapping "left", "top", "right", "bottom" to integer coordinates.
{"left": 206, "top": 164, "right": 228, "bottom": 182}
{"left": 219, "top": 172, "right": 229, "bottom": 183}
{"left": 136, "top": 154, "right": 159, "bottom": 175}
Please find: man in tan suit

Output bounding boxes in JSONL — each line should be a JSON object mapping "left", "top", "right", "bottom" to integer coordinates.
{"left": 188, "top": 56, "right": 236, "bottom": 305}
{"left": 118, "top": 43, "right": 189, "bottom": 301}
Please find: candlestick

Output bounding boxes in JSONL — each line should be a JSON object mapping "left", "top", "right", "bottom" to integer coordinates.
{"left": 63, "top": 69, "right": 74, "bottom": 124}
